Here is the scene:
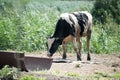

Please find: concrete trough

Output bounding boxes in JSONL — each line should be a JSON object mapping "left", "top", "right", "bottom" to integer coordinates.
{"left": 0, "top": 51, "right": 53, "bottom": 71}
{"left": 24, "top": 56, "right": 53, "bottom": 71}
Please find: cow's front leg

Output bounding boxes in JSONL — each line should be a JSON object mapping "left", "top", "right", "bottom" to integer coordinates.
{"left": 62, "top": 35, "right": 73, "bottom": 59}
{"left": 62, "top": 41, "right": 67, "bottom": 59}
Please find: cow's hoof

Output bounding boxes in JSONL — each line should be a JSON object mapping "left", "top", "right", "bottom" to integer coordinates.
{"left": 77, "top": 54, "right": 81, "bottom": 61}
{"left": 62, "top": 56, "right": 66, "bottom": 59}
{"left": 47, "top": 53, "right": 52, "bottom": 58}
{"left": 77, "top": 58, "right": 81, "bottom": 61}
{"left": 87, "top": 57, "right": 91, "bottom": 61}
{"left": 62, "top": 54, "right": 66, "bottom": 59}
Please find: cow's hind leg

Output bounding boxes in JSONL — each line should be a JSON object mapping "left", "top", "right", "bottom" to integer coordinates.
{"left": 87, "top": 30, "right": 92, "bottom": 61}
{"left": 72, "top": 37, "right": 81, "bottom": 61}
{"left": 77, "top": 37, "right": 82, "bottom": 61}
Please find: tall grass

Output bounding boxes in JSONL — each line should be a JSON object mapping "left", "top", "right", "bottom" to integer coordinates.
{"left": 0, "top": 0, "right": 119, "bottom": 54}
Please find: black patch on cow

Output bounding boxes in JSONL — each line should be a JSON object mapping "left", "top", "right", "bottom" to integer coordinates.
{"left": 53, "top": 18, "right": 75, "bottom": 40}
{"left": 72, "top": 13, "right": 88, "bottom": 36}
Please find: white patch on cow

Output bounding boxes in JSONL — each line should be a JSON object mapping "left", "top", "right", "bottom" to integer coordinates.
{"left": 60, "top": 13, "right": 71, "bottom": 24}
{"left": 60, "top": 13, "right": 79, "bottom": 32}
{"left": 47, "top": 38, "right": 55, "bottom": 51}
{"left": 69, "top": 13, "right": 79, "bottom": 29}
{"left": 60, "top": 13, "right": 69, "bottom": 19}
{"left": 73, "top": 11, "right": 80, "bottom": 15}
{"left": 60, "top": 13, "right": 75, "bottom": 27}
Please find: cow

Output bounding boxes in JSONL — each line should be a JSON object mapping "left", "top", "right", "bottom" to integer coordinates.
{"left": 46, "top": 11, "right": 92, "bottom": 61}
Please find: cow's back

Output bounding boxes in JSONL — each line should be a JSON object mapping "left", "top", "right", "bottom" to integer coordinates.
{"left": 72, "top": 11, "right": 92, "bottom": 36}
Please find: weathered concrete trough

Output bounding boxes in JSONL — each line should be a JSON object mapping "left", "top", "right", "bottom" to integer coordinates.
{"left": 24, "top": 56, "right": 53, "bottom": 71}
{"left": 0, "top": 51, "right": 53, "bottom": 71}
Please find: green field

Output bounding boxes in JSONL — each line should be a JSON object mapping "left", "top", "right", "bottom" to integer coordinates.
{"left": 0, "top": 0, "right": 119, "bottom": 53}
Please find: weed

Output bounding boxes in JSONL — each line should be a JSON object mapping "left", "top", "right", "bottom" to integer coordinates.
{"left": 55, "top": 69, "right": 60, "bottom": 75}
{"left": 112, "top": 73, "right": 120, "bottom": 79}
{"left": 19, "top": 75, "right": 46, "bottom": 80}
{"left": 66, "top": 72, "right": 80, "bottom": 78}
{"left": 95, "top": 71, "right": 110, "bottom": 78}
{"left": 75, "top": 64, "right": 81, "bottom": 68}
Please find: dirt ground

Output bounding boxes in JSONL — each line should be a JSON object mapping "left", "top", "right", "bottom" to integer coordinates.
{"left": 21, "top": 52, "right": 120, "bottom": 80}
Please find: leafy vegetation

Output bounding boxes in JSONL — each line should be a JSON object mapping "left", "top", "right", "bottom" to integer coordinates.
{"left": 92, "top": 0, "right": 120, "bottom": 24}
{"left": 91, "top": 0, "right": 120, "bottom": 53}
{"left": 112, "top": 73, "right": 120, "bottom": 78}
{"left": 0, "top": 0, "right": 119, "bottom": 54}
{"left": 75, "top": 63, "right": 81, "bottom": 68}
{"left": 19, "top": 75, "right": 46, "bottom": 80}
{"left": 66, "top": 72, "right": 80, "bottom": 78}
{"left": 0, "top": 65, "right": 19, "bottom": 80}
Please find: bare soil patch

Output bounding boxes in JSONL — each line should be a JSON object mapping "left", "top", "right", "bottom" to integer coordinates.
{"left": 21, "top": 53, "right": 120, "bottom": 80}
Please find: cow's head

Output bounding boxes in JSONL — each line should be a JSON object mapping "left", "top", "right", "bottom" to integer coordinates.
{"left": 46, "top": 37, "right": 62, "bottom": 57}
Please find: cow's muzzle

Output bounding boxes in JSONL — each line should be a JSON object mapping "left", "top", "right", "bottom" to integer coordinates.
{"left": 47, "top": 52, "right": 53, "bottom": 58}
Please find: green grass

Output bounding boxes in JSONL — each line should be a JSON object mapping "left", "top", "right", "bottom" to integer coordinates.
{"left": 19, "top": 75, "right": 46, "bottom": 80}
{"left": 66, "top": 72, "right": 80, "bottom": 78}
{"left": 18, "top": 70, "right": 120, "bottom": 80}
{"left": 112, "top": 73, "right": 120, "bottom": 79}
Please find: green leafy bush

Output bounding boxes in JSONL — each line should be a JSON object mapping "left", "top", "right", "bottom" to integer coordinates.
{"left": 0, "top": 65, "right": 19, "bottom": 80}
{"left": 91, "top": 0, "right": 120, "bottom": 54}
{"left": 92, "top": 0, "right": 120, "bottom": 24}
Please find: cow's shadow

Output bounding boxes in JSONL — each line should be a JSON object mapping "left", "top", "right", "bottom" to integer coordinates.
{"left": 53, "top": 58, "right": 72, "bottom": 63}
{"left": 52, "top": 58, "right": 101, "bottom": 64}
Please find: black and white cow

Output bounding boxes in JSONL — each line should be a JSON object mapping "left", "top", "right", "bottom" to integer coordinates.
{"left": 46, "top": 11, "right": 92, "bottom": 61}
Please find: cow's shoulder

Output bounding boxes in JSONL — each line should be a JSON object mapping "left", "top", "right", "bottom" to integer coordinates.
{"left": 60, "top": 13, "right": 69, "bottom": 20}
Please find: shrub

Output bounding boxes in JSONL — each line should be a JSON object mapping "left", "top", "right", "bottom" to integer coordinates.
{"left": 91, "top": 0, "right": 120, "bottom": 54}
{"left": 92, "top": 0, "right": 120, "bottom": 24}
{"left": 0, "top": 65, "right": 19, "bottom": 80}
